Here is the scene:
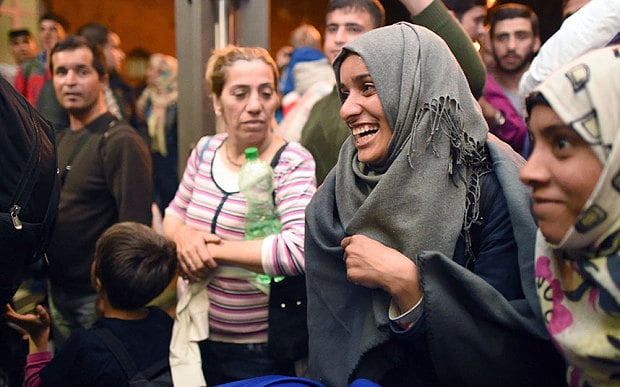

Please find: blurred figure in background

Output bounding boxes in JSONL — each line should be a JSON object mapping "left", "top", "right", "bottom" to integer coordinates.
{"left": 1, "top": 29, "right": 37, "bottom": 84}
{"left": 278, "top": 23, "right": 335, "bottom": 142}
{"left": 14, "top": 13, "right": 67, "bottom": 105}
{"left": 137, "top": 53, "right": 179, "bottom": 217}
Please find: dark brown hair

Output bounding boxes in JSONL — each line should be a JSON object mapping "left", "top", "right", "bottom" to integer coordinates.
{"left": 94, "top": 222, "right": 177, "bottom": 311}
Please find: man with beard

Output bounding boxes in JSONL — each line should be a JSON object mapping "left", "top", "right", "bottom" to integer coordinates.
{"left": 46, "top": 35, "right": 153, "bottom": 350}
{"left": 484, "top": 3, "right": 540, "bottom": 157}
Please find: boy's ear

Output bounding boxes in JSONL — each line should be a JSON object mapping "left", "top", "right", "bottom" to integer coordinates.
{"left": 94, "top": 277, "right": 103, "bottom": 292}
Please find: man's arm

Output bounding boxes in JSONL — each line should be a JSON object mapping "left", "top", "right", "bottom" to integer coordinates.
{"left": 402, "top": 0, "right": 487, "bottom": 99}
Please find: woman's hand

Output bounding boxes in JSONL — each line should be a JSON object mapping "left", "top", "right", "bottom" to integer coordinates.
{"left": 173, "top": 224, "right": 222, "bottom": 281}
{"left": 341, "top": 234, "right": 422, "bottom": 312}
{"left": 5, "top": 304, "right": 51, "bottom": 352}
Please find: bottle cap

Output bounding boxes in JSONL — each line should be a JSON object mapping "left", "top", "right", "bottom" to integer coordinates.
{"left": 244, "top": 147, "right": 259, "bottom": 160}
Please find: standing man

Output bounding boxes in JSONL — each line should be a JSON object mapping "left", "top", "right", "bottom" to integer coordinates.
{"left": 77, "top": 23, "right": 141, "bottom": 132}
{"left": 300, "top": 0, "right": 486, "bottom": 186}
{"left": 484, "top": 3, "right": 540, "bottom": 156}
{"left": 46, "top": 35, "right": 153, "bottom": 349}
{"left": 439, "top": 0, "right": 534, "bottom": 156}
{"left": 14, "top": 13, "right": 67, "bottom": 105}
{"left": 299, "top": 0, "right": 386, "bottom": 186}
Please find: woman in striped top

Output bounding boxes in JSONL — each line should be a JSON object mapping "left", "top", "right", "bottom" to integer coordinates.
{"left": 163, "top": 46, "right": 316, "bottom": 385}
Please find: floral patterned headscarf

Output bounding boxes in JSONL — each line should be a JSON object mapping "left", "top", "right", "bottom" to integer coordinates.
{"left": 531, "top": 45, "right": 620, "bottom": 386}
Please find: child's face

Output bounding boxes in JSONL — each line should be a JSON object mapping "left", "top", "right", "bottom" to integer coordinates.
{"left": 519, "top": 104, "right": 603, "bottom": 244}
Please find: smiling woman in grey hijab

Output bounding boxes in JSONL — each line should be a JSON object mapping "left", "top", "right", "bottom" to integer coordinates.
{"left": 305, "top": 22, "right": 565, "bottom": 386}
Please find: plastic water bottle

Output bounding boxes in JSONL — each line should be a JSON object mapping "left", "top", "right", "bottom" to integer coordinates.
{"left": 238, "top": 147, "right": 281, "bottom": 239}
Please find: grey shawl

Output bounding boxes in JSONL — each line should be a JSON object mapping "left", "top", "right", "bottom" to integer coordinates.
{"left": 305, "top": 23, "right": 563, "bottom": 386}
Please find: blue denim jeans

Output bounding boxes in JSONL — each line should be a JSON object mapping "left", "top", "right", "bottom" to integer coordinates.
{"left": 199, "top": 340, "right": 295, "bottom": 385}
{"left": 47, "top": 283, "right": 97, "bottom": 351}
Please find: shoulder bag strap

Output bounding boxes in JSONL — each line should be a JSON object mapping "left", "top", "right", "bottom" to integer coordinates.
{"left": 270, "top": 143, "right": 288, "bottom": 169}
{"left": 92, "top": 327, "right": 140, "bottom": 379}
{"left": 270, "top": 143, "right": 288, "bottom": 205}
{"left": 59, "top": 130, "right": 92, "bottom": 186}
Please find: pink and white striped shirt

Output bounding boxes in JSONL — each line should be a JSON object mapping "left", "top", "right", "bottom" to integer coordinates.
{"left": 166, "top": 134, "right": 316, "bottom": 343}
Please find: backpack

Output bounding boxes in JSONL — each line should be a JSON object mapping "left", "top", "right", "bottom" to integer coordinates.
{"left": 93, "top": 327, "right": 172, "bottom": 386}
{"left": 0, "top": 75, "right": 60, "bottom": 307}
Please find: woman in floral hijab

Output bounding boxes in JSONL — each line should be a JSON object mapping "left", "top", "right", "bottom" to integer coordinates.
{"left": 521, "top": 45, "right": 620, "bottom": 386}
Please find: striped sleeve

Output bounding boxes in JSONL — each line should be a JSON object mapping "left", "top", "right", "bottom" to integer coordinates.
{"left": 261, "top": 142, "right": 316, "bottom": 277}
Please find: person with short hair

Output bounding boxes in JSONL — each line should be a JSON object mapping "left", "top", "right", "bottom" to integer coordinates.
{"left": 441, "top": 0, "right": 487, "bottom": 43}
{"left": 14, "top": 13, "right": 67, "bottom": 105}
{"left": 45, "top": 35, "right": 154, "bottom": 349}
{"left": 5, "top": 221, "right": 177, "bottom": 387}
{"left": 8, "top": 29, "right": 37, "bottom": 65}
{"left": 1, "top": 29, "right": 36, "bottom": 84}
{"left": 483, "top": 3, "right": 540, "bottom": 156}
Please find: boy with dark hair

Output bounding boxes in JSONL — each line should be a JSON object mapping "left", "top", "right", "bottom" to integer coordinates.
{"left": 5, "top": 222, "right": 177, "bottom": 387}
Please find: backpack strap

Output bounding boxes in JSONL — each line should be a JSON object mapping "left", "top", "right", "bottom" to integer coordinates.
{"left": 92, "top": 327, "right": 140, "bottom": 380}
{"left": 140, "top": 357, "right": 170, "bottom": 380}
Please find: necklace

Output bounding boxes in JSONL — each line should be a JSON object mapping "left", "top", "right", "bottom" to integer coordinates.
{"left": 225, "top": 135, "right": 273, "bottom": 167}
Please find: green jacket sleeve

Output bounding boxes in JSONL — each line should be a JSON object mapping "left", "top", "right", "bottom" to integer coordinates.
{"left": 411, "top": 0, "right": 486, "bottom": 99}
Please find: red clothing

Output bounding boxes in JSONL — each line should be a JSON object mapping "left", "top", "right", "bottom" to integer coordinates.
{"left": 14, "top": 60, "right": 50, "bottom": 106}
{"left": 483, "top": 74, "right": 528, "bottom": 156}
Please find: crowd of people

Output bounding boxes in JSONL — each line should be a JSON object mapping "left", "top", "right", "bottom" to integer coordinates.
{"left": 1, "top": 0, "right": 619, "bottom": 386}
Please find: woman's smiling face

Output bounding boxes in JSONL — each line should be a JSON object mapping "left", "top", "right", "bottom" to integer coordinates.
{"left": 338, "top": 54, "right": 392, "bottom": 165}
{"left": 519, "top": 104, "right": 603, "bottom": 244}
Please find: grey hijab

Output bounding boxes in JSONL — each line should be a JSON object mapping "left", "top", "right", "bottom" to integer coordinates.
{"left": 331, "top": 22, "right": 488, "bottom": 261}
{"left": 306, "top": 23, "right": 560, "bottom": 386}
{"left": 305, "top": 23, "right": 492, "bottom": 385}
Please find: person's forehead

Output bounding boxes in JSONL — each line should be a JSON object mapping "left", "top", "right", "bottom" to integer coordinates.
{"left": 326, "top": 7, "right": 373, "bottom": 27}
{"left": 40, "top": 20, "right": 61, "bottom": 30}
{"left": 493, "top": 17, "right": 533, "bottom": 34}
{"left": 11, "top": 35, "right": 32, "bottom": 44}
{"left": 225, "top": 59, "right": 274, "bottom": 84}
{"left": 53, "top": 47, "right": 94, "bottom": 66}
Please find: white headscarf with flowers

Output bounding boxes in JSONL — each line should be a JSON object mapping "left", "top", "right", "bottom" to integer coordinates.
{"left": 531, "top": 45, "right": 620, "bottom": 386}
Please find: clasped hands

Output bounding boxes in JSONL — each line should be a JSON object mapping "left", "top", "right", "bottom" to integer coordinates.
{"left": 174, "top": 224, "right": 222, "bottom": 282}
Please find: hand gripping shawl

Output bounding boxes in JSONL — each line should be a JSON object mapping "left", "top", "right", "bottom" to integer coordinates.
{"left": 305, "top": 23, "right": 563, "bottom": 386}
{"left": 532, "top": 45, "right": 620, "bottom": 386}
